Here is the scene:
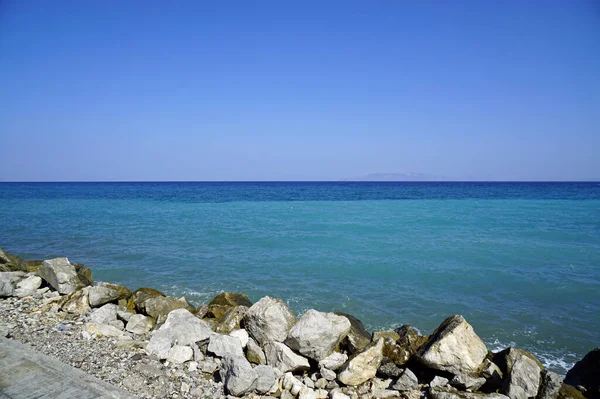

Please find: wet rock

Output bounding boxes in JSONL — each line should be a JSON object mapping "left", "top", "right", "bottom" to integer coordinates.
{"left": 392, "top": 368, "right": 418, "bottom": 391}
{"left": 88, "top": 286, "right": 119, "bottom": 307}
{"left": 285, "top": 310, "right": 351, "bottom": 361}
{"left": 338, "top": 338, "right": 385, "bottom": 386}
{"left": 335, "top": 312, "right": 371, "bottom": 354}
{"left": 125, "top": 314, "right": 155, "bottom": 334}
{"left": 207, "top": 333, "right": 245, "bottom": 358}
{"left": 38, "top": 257, "right": 85, "bottom": 294}
{"left": 73, "top": 263, "right": 93, "bottom": 286}
{"left": 565, "top": 348, "right": 600, "bottom": 399}
{"left": 246, "top": 337, "right": 267, "bottom": 365}
{"left": 319, "top": 352, "right": 348, "bottom": 371}
{"left": 264, "top": 341, "right": 311, "bottom": 373}
{"left": 243, "top": 296, "right": 297, "bottom": 346}
{"left": 417, "top": 315, "right": 488, "bottom": 375}
{"left": 220, "top": 355, "right": 258, "bottom": 396}
{"left": 501, "top": 352, "right": 541, "bottom": 399}
{"left": 215, "top": 305, "right": 249, "bottom": 334}
{"left": 373, "top": 330, "right": 401, "bottom": 342}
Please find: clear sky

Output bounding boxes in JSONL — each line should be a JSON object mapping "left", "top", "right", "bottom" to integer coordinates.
{"left": 1, "top": 1, "right": 599, "bottom": 181}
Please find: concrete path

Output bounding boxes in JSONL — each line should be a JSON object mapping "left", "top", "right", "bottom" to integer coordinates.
{"left": 0, "top": 337, "right": 135, "bottom": 399}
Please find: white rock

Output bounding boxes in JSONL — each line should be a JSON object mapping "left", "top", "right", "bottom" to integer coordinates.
{"left": 207, "top": 333, "right": 245, "bottom": 358}
{"left": 299, "top": 387, "right": 318, "bottom": 399}
{"left": 502, "top": 354, "right": 542, "bottom": 399}
{"left": 417, "top": 315, "right": 488, "bottom": 375}
{"left": 338, "top": 338, "right": 384, "bottom": 386}
{"left": 255, "top": 364, "right": 279, "bottom": 394}
{"left": 430, "top": 387, "right": 510, "bottom": 399}
{"left": 219, "top": 355, "right": 258, "bottom": 396}
{"left": 126, "top": 314, "right": 154, "bottom": 335}
{"left": 229, "top": 329, "right": 249, "bottom": 348}
{"left": 168, "top": 345, "right": 193, "bottom": 364}
{"left": 431, "top": 376, "right": 450, "bottom": 388}
{"left": 264, "top": 341, "right": 311, "bottom": 373}
{"left": 331, "top": 391, "right": 351, "bottom": 399}
{"left": 38, "top": 257, "right": 84, "bottom": 294}
{"left": 319, "top": 352, "right": 348, "bottom": 371}
{"left": 285, "top": 310, "right": 351, "bottom": 361}
{"left": 146, "top": 309, "right": 212, "bottom": 359}
{"left": 83, "top": 322, "right": 125, "bottom": 338}
{"left": 89, "top": 303, "right": 118, "bottom": 324}
{"left": 0, "top": 272, "right": 26, "bottom": 297}
{"left": 88, "top": 286, "right": 119, "bottom": 307}
{"left": 146, "top": 334, "right": 172, "bottom": 360}
{"left": 392, "top": 368, "right": 418, "bottom": 391}
{"left": 243, "top": 296, "right": 297, "bottom": 346}
{"left": 14, "top": 275, "right": 42, "bottom": 297}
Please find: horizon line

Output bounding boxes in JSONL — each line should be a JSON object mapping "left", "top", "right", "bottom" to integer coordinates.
{"left": 1, "top": 180, "right": 599, "bottom": 184}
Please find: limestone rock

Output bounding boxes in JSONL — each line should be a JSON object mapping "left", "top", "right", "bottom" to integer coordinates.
{"left": 88, "top": 286, "right": 120, "bottom": 307}
{"left": 285, "top": 310, "right": 351, "bottom": 361}
{"left": 229, "top": 329, "right": 249, "bottom": 348}
{"left": 13, "top": 275, "right": 42, "bottom": 297}
{"left": 494, "top": 348, "right": 544, "bottom": 376}
{"left": 220, "top": 355, "right": 258, "bottom": 396}
{"left": 565, "top": 347, "right": 600, "bottom": 399}
{"left": 84, "top": 322, "right": 125, "bottom": 338}
{"left": 61, "top": 287, "right": 91, "bottom": 314}
{"left": 89, "top": 303, "right": 118, "bottom": 324}
{"left": 243, "top": 296, "right": 297, "bottom": 346}
{"left": 431, "top": 376, "right": 450, "bottom": 388}
{"left": 125, "top": 314, "right": 155, "bottom": 334}
{"left": 146, "top": 309, "right": 213, "bottom": 359}
{"left": 95, "top": 281, "right": 132, "bottom": 303}
{"left": 128, "top": 287, "right": 165, "bottom": 312}
{"left": 319, "top": 352, "right": 348, "bottom": 371}
{"left": 417, "top": 315, "right": 488, "bottom": 375}
{"left": 501, "top": 353, "right": 542, "bottom": 399}
{"left": 331, "top": 391, "right": 351, "bottom": 399}
{"left": 537, "top": 370, "right": 563, "bottom": 399}
{"left": 450, "top": 374, "right": 486, "bottom": 391}
{"left": 207, "top": 333, "right": 245, "bottom": 358}
{"left": 430, "top": 386, "right": 510, "bottom": 399}
{"left": 38, "top": 257, "right": 84, "bottom": 294}
{"left": 142, "top": 295, "right": 195, "bottom": 319}
{"left": 264, "top": 341, "right": 311, "bottom": 373}
{"left": 0, "top": 271, "right": 26, "bottom": 297}
{"left": 338, "top": 338, "right": 385, "bottom": 386}
{"left": 335, "top": 312, "right": 371, "bottom": 354}
{"left": 168, "top": 345, "right": 193, "bottom": 364}
{"left": 255, "top": 365, "right": 279, "bottom": 394}
{"left": 215, "top": 305, "right": 249, "bottom": 334}
{"left": 392, "top": 368, "right": 418, "bottom": 391}
{"left": 247, "top": 337, "right": 267, "bottom": 365}
{"left": 373, "top": 330, "right": 401, "bottom": 342}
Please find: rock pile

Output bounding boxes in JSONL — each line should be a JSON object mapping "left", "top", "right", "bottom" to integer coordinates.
{"left": 0, "top": 248, "right": 597, "bottom": 399}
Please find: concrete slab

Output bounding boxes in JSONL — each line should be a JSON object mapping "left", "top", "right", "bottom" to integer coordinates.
{"left": 0, "top": 336, "right": 135, "bottom": 398}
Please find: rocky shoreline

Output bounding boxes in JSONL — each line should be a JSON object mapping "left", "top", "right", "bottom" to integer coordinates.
{"left": 1, "top": 248, "right": 598, "bottom": 399}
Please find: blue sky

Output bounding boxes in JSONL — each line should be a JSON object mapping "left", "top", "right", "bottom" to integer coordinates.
{"left": 1, "top": 1, "right": 599, "bottom": 181}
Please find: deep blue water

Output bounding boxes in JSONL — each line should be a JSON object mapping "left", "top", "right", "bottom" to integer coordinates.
{"left": 1, "top": 182, "right": 599, "bottom": 375}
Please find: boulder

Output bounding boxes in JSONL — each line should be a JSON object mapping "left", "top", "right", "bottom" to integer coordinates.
{"left": 431, "top": 376, "right": 450, "bottom": 388}
{"left": 392, "top": 368, "right": 418, "bottom": 391}
{"left": 84, "top": 323, "right": 126, "bottom": 338}
{"left": 378, "top": 360, "right": 404, "bottom": 378}
{"left": 565, "top": 348, "right": 600, "bottom": 399}
{"left": 167, "top": 345, "right": 194, "bottom": 364}
{"left": 382, "top": 338, "right": 412, "bottom": 366}
{"left": 220, "top": 355, "right": 258, "bottom": 396}
{"left": 243, "top": 296, "right": 297, "bottom": 346}
{"left": 146, "top": 309, "right": 212, "bottom": 359}
{"left": 338, "top": 338, "right": 385, "bottom": 386}
{"left": 264, "top": 341, "right": 311, "bottom": 373}
{"left": 373, "top": 330, "right": 401, "bottom": 342}
{"left": 209, "top": 291, "right": 253, "bottom": 308}
{"left": 479, "top": 358, "right": 504, "bottom": 391}
{"left": 142, "top": 296, "right": 195, "bottom": 319}
{"left": 396, "top": 324, "right": 429, "bottom": 354}
{"left": 207, "top": 333, "right": 245, "bottom": 358}
{"left": 13, "top": 275, "right": 42, "bottom": 297}
{"left": 255, "top": 364, "right": 279, "bottom": 394}
{"left": 0, "top": 271, "right": 26, "bottom": 297}
{"left": 125, "top": 314, "right": 155, "bottom": 335}
{"left": 417, "top": 315, "right": 488, "bottom": 375}
{"left": 335, "top": 312, "right": 371, "bottom": 354}
{"left": 285, "top": 310, "right": 351, "bottom": 361}
{"left": 215, "top": 305, "right": 249, "bottom": 334}
{"left": 558, "top": 384, "right": 588, "bottom": 399}
{"left": 38, "top": 258, "right": 84, "bottom": 294}
{"left": 537, "top": 370, "right": 563, "bottom": 399}
{"left": 0, "top": 249, "right": 27, "bottom": 272}
{"left": 229, "top": 329, "right": 249, "bottom": 348}
{"left": 494, "top": 348, "right": 544, "bottom": 376}
{"left": 319, "top": 352, "right": 348, "bottom": 371}
{"left": 450, "top": 374, "right": 486, "bottom": 391}
{"left": 127, "top": 287, "right": 165, "bottom": 313}
{"left": 73, "top": 263, "right": 93, "bottom": 286}
{"left": 95, "top": 282, "right": 132, "bottom": 307}
{"left": 89, "top": 303, "right": 118, "bottom": 324}
{"left": 246, "top": 337, "right": 267, "bottom": 365}
{"left": 88, "top": 286, "right": 120, "bottom": 307}
{"left": 501, "top": 352, "right": 541, "bottom": 399}
{"left": 61, "top": 287, "right": 91, "bottom": 314}
{"left": 430, "top": 386, "right": 510, "bottom": 399}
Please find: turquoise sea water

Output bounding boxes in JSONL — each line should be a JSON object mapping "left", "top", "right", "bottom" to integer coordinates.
{"left": 1, "top": 182, "right": 599, "bottom": 375}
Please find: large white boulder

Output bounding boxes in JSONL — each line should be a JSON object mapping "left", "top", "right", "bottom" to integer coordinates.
{"left": 146, "top": 309, "right": 212, "bottom": 359}
{"left": 502, "top": 353, "right": 542, "bottom": 399}
{"left": 338, "top": 338, "right": 384, "bottom": 386}
{"left": 125, "top": 314, "right": 155, "bottom": 335}
{"left": 207, "top": 333, "right": 245, "bottom": 358}
{"left": 13, "top": 275, "right": 42, "bottom": 297}
{"left": 417, "top": 315, "right": 488, "bottom": 375}
{"left": 285, "top": 310, "right": 351, "bottom": 361}
{"left": 220, "top": 355, "right": 258, "bottom": 396}
{"left": 264, "top": 341, "right": 311, "bottom": 373}
{"left": 88, "top": 286, "right": 119, "bottom": 307}
{"left": 89, "top": 303, "right": 118, "bottom": 325}
{"left": 243, "top": 296, "right": 297, "bottom": 346}
{"left": 0, "top": 272, "right": 26, "bottom": 297}
{"left": 38, "top": 258, "right": 84, "bottom": 295}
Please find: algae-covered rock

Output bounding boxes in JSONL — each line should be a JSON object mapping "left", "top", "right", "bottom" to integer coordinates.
{"left": 209, "top": 291, "right": 253, "bottom": 308}
{"left": 215, "top": 305, "right": 249, "bottom": 334}
{"left": 0, "top": 249, "right": 27, "bottom": 272}
{"left": 88, "top": 286, "right": 120, "bottom": 307}
{"left": 73, "top": 263, "right": 93, "bottom": 286}
{"left": 417, "top": 315, "right": 488, "bottom": 375}
{"left": 537, "top": 370, "right": 563, "bottom": 399}
{"left": 127, "top": 287, "right": 165, "bottom": 312}
{"left": 335, "top": 312, "right": 371, "bottom": 354}
{"left": 558, "top": 384, "right": 588, "bottom": 399}
{"left": 142, "top": 296, "right": 195, "bottom": 319}
{"left": 39, "top": 257, "right": 85, "bottom": 294}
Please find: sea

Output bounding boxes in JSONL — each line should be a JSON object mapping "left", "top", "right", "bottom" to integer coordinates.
{"left": 1, "top": 182, "right": 599, "bottom": 375}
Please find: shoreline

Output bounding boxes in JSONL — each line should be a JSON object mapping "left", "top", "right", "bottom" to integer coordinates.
{"left": 1, "top": 248, "right": 598, "bottom": 399}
